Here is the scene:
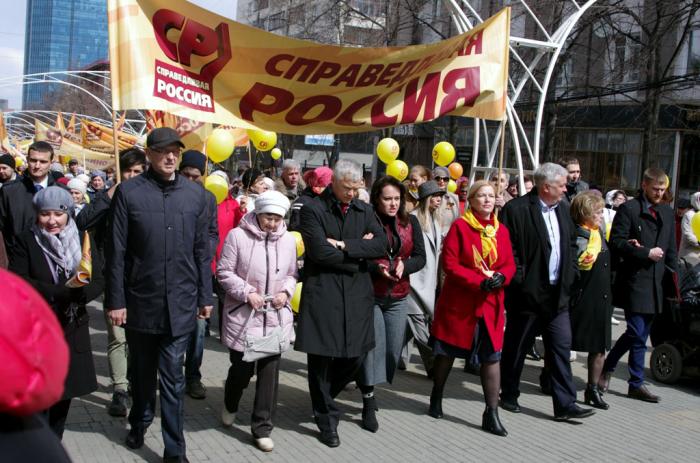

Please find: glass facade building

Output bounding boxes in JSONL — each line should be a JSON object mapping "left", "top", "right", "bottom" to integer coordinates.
{"left": 22, "top": 0, "right": 108, "bottom": 109}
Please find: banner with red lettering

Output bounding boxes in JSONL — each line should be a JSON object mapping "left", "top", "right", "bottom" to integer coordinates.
{"left": 109, "top": 0, "right": 510, "bottom": 134}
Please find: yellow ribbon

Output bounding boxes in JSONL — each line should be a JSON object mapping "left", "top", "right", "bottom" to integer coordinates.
{"left": 578, "top": 225, "right": 601, "bottom": 271}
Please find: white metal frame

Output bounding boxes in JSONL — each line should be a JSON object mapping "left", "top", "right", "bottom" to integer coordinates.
{"left": 446, "top": 0, "right": 597, "bottom": 192}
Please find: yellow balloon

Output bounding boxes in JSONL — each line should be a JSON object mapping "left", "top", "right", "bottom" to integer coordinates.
{"left": 204, "top": 175, "right": 228, "bottom": 204}
{"left": 271, "top": 147, "right": 282, "bottom": 160}
{"left": 692, "top": 212, "right": 700, "bottom": 242}
{"left": 290, "top": 231, "right": 304, "bottom": 258}
{"left": 248, "top": 129, "right": 277, "bottom": 151}
{"left": 376, "top": 138, "right": 400, "bottom": 164}
{"left": 206, "top": 128, "right": 235, "bottom": 163}
{"left": 432, "top": 141, "right": 456, "bottom": 166}
{"left": 290, "top": 282, "right": 302, "bottom": 314}
{"left": 447, "top": 179, "right": 457, "bottom": 193}
{"left": 14, "top": 156, "right": 24, "bottom": 167}
{"left": 386, "top": 160, "right": 409, "bottom": 181}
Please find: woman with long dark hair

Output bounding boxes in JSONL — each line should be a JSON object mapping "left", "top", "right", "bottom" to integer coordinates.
{"left": 357, "top": 176, "right": 426, "bottom": 433}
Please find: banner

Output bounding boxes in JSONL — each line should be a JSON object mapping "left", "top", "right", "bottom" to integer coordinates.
{"left": 0, "top": 112, "right": 24, "bottom": 159}
{"left": 80, "top": 119, "right": 139, "bottom": 153}
{"left": 109, "top": 0, "right": 510, "bottom": 134}
{"left": 34, "top": 120, "right": 115, "bottom": 171}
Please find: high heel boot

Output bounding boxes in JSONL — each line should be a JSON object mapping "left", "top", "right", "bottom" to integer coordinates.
{"left": 584, "top": 384, "right": 609, "bottom": 410}
{"left": 361, "top": 396, "right": 379, "bottom": 432}
{"left": 428, "top": 388, "right": 443, "bottom": 419}
{"left": 481, "top": 406, "right": 508, "bottom": 437}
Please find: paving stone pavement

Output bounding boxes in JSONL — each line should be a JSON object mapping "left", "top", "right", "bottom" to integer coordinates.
{"left": 62, "top": 303, "right": 700, "bottom": 462}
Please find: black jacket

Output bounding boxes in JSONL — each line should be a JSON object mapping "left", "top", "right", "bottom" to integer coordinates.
{"left": 500, "top": 190, "right": 578, "bottom": 314}
{"left": 288, "top": 186, "right": 316, "bottom": 232}
{"left": 295, "top": 188, "right": 388, "bottom": 357}
{"left": 0, "top": 175, "right": 56, "bottom": 251}
{"left": 9, "top": 230, "right": 102, "bottom": 400}
{"left": 609, "top": 195, "right": 677, "bottom": 314}
{"left": 104, "top": 169, "right": 213, "bottom": 337}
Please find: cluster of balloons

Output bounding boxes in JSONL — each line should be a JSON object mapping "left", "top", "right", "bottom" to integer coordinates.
{"left": 377, "top": 137, "right": 408, "bottom": 181}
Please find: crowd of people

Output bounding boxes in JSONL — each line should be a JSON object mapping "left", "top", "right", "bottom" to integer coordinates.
{"left": 0, "top": 130, "right": 683, "bottom": 461}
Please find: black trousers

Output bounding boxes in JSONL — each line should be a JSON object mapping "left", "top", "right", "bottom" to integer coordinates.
{"left": 125, "top": 330, "right": 189, "bottom": 459}
{"left": 307, "top": 354, "right": 365, "bottom": 433}
{"left": 224, "top": 350, "right": 281, "bottom": 438}
{"left": 44, "top": 399, "right": 71, "bottom": 439}
{"left": 500, "top": 309, "right": 577, "bottom": 414}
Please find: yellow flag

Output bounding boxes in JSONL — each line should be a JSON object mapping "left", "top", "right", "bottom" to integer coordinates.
{"left": 109, "top": 0, "right": 510, "bottom": 134}
{"left": 66, "top": 233, "right": 92, "bottom": 288}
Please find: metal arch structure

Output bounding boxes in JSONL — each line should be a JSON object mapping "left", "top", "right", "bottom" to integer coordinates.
{"left": 0, "top": 71, "right": 148, "bottom": 136}
{"left": 3, "top": 110, "right": 143, "bottom": 140}
{"left": 446, "top": 0, "right": 597, "bottom": 191}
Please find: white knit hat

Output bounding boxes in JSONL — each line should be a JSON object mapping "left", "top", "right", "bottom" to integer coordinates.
{"left": 209, "top": 170, "right": 229, "bottom": 184}
{"left": 255, "top": 190, "right": 290, "bottom": 217}
{"left": 76, "top": 173, "right": 91, "bottom": 185}
{"left": 67, "top": 178, "right": 87, "bottom": 195}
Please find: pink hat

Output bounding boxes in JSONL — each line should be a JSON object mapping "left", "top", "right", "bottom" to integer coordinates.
{"left": 0, "top": 269, "right": 69, "bottom": 415}
{"left": 303, "top": 166, "right": 333, "bottom": 189}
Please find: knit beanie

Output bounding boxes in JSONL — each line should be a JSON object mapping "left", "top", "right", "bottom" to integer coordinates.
{"left": 67, "top": 178, "right": 87, "bottom": 195}
{"left": 255, "top": 190, "right": 290, "bottom": 217}
{"left": 180, "top": 150, "right": 207, "bottom": 175}
{"left": 33, "top": 186, "right": 75, "bottom": 216}
{"left": 0, "top": 154, "right": 16, "bottom": 169}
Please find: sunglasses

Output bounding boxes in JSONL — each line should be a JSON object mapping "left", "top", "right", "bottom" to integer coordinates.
{"left": 435, "top": 176, "right": 449, "bottom": 181}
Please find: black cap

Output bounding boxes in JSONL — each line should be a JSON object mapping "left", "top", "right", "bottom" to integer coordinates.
{"left": 180, "top": 150, "right": 207, "bottom": 175}
{"left": 0, "top": 154, "right": 15, "bottom": 169}
{"left": 677, "top": 198, "right": 691, "bottom": 209}
{"left": 146, "top": 127, "right": 184, "bottom": 150}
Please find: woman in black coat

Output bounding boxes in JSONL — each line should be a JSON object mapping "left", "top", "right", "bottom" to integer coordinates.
{"left": 9, "top": 186, "right": 102, "bottom": 438}
{"left": 569, "top": 192, "right": 612, "bottom": 410}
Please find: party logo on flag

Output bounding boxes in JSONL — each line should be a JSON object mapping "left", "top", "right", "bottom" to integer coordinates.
{"left": 151, "top": 8, "right": 232, "bottom": 112}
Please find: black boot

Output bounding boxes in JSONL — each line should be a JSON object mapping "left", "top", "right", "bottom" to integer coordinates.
{"left": 584, "top": 384, "right": 609, "bottom": 410}
{"left": 428, "top": 388, "right": 443, "bottom": 419}
{"left": 481, "top": 406, "right": 508, "bottom": 437}
{"left": 361, "top": 396, "right": 378, "bottom": 432}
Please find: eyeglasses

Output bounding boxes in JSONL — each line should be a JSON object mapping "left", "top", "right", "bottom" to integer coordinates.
{"left": 150, "top": 147, "right": 181, "bottom": 155}
{"left": 435, "top": 176, "right": 449, "bottom": 181}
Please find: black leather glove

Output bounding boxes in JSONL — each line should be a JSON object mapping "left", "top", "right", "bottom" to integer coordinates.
{"left": 479, "top": 278, "right": 492, "bottom": 292}
{"left": 490, "top": 272, "right": 506, "bottom": 289}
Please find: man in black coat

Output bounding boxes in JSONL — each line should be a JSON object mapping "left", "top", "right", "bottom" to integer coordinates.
{"left": 0, "top": 141, "right": 56, "bottom": 252}
{"left": 295, "top": 159, "right": 387, "bottom": 448}
{"left": 105, "top": 128, "right": 213, "bottom": 462}
{"left": 600, "top": 167, "right": 677, "bottom": 403}
{"left": 499, "top": 162, "right": 594, "bottom": 420}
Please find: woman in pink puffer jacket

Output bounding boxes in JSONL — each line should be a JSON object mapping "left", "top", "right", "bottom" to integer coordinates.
{"left": 216, "top": 190, "right": 297, "bottom": 453}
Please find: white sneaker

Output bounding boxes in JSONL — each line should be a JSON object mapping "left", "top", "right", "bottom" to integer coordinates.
{"left": 255, "top": 437, "right": 274, "bottom": 452}
{"left": 221, "top": 407, "right": 235, "bottom": 427}
{"left": 611, "top": 316, "right": 620, "bottom": 325}
{"left": 569, "top": 351, "right": 577, "bottom": 362}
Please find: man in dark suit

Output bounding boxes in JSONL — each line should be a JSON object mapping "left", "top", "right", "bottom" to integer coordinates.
{"left": 600, "top": 167, "right": 677, "bottom": 403}
{"left": 499, "top": 162, "right": 594, "bottom": 420}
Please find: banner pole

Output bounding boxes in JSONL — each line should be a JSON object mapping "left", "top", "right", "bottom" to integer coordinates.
{"left": 112, "top": 109, "right": 121, "bottom": 183}
{"left": 496, "top": 117, "right": 506, "bottom": 218}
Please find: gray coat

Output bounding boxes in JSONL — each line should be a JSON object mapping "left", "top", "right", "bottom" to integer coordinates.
{"left": 407, "top": 213, "right": 442, "bottom": 319}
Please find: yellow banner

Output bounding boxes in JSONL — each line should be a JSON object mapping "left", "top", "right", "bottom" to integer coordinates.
{"left": 109, "top": 0, "right": 510, "bottom": 134}
{"left": 145, "top": 110, "right": 212, "bottom": 151}
{"left": 34, "top": 119, "right": 116, "bottom": 171}
{"left": 80, "top": 119, "right": 139, "bottom": 153}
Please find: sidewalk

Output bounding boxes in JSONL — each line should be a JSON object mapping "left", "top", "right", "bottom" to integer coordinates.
{"left": 63, "top": 305, "right": 700, "bottom": 462}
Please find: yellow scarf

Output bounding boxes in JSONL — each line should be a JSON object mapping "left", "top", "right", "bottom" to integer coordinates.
{"left": 463, "top": 208, "right": 499, "bottom": 269}
{"left": 578, "top": 225, "right": 602, "bottom": 271}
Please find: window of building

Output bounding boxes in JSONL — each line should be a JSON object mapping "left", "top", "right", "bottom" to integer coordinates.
{"left": 255, "top": 0, "right": 269, "bottom": 11}
{"left": 289, "top": 4, "right": 305, "bottom": 25}
{"left": 349, "top": 0, "right": 386, "bottom": 17}
{"left": 615, "top": 32, "right": 641, "bottom": 84}
{"left": 688, "top": 27, "right": 700, "bottom": 73}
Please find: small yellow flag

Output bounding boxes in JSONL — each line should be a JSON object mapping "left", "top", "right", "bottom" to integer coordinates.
{"left": 66, "top": 234, "right": 93, "bottom": 288}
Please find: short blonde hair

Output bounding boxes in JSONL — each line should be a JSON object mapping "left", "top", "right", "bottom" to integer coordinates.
{"left": 570, "top": 191, "right": 605, "bottom": 225}
{"left": 467, "top": 180, "right": 495, "bottom": 202}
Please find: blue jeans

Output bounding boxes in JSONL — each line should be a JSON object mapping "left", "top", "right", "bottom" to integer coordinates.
{"left": 185, "top": 318, "right": 206, "bottom": 384}
{"left": 359, "top": 296, "right": 409, "bottom": 386}
{"left": 125, "top": 330, "right": 189, "bottom": 459}
{"left": 603, "top": 310, "right": 654, "bottom": 389}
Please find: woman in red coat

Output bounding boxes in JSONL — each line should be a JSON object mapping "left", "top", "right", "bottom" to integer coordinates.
{"left": 429, "top": 180, "right": 516, "bottom": 437}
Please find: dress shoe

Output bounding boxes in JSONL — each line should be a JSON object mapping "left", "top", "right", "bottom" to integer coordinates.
{"left": 584, "top": 384, "right": 609, "bottom": 410}
{"left": 554, "top": 404, "right": 595, "bottom": 421}
{"left": 255, "top": 437, "right": 274, "bottom": 452}
{"left": 319, "top": 430, "right": 340, "bottom": 448}
{"left": 481, "top": 406, "right": 508, "bottom": 437}
{"left": 186, "top": 380, "right": 207, "bottom": 400}
{"left": 163, "top": 456, "right": 189, "bottom": 463}
{"left": 126, "top": 427, "right": 145, "bottom": 449}
{"left": 499, "top": 397, "right": 521, "bottom": 413}
{"left": 628, "top": 385, "right": 660, "bottom": 403}
{"left": 428, "top": 388, "right": 443, "bottom": 418}
{"left": 361, "top": 396, "right": 379, "bottom": 432}
{"left": 598, "top": 371, "right": 612, "bottom": 393}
